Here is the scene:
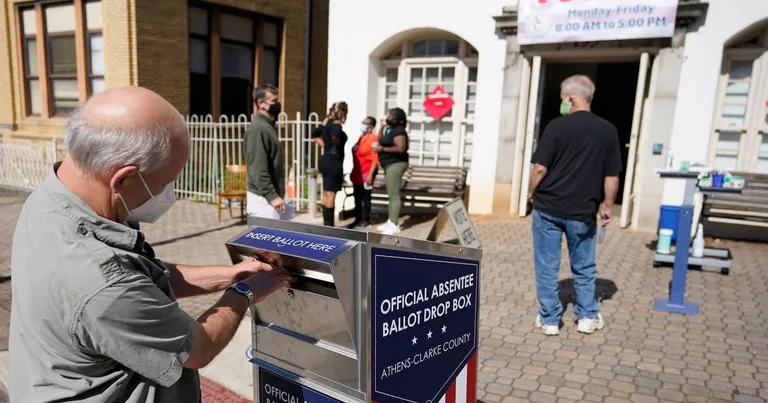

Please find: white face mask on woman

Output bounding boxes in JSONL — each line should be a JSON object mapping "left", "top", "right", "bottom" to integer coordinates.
{"left": 118, "top": 172, "right": 176, "bottom": 224}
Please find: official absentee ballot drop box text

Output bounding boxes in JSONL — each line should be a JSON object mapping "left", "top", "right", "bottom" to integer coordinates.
{"left": 226, "top": 218, "right": 482, "bottom": 403}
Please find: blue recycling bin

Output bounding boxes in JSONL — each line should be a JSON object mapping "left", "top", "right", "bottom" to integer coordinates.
{"left": 658, "top": 205, "right": 680, "bottom": 242}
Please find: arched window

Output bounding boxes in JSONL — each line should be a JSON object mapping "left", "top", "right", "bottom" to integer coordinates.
{"left": 710, "top": 23, "right": 768, "bottom": 173}
{"left": 377, "top": 36, "right": 478, "bottom": 169}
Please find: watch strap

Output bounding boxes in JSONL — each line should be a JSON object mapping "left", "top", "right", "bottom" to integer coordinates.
{"left": 230, "top": 282, "right": 255, "bottom": 305}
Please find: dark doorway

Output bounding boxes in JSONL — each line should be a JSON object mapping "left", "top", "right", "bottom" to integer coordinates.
{"left": 537, "top": 61, "right": 639, "bottom": 205}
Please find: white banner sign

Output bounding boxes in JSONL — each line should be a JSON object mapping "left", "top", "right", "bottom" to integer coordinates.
{"left": 517, "top": 0, "right": 679, "bottom": 45}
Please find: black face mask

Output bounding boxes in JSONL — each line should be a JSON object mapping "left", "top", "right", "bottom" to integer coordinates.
{"left": 386, "top": 118, "right": 396, "bottom": 126}
{"left": 267, "top": 101, "right": 282, "bottom": 118}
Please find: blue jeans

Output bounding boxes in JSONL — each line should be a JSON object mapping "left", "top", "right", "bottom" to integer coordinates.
{"left": 532, "top": 209, "right": 599, "bottom": 325}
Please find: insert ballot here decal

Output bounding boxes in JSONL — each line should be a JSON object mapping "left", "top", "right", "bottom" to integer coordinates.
{"left": 371, "top": 247, "right": 479, "bottom": 403}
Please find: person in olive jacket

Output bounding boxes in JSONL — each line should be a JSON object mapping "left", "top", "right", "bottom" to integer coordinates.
{"left": 245, "top": 83, "right": 285, "bottom": 219}
{"left": 372, "top": 107, "right": 409, "bottom": 235}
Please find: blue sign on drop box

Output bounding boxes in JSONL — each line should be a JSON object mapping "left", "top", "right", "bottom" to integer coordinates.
{"left": 259, "top": 368, "right": 341, "bottom": 403}
{"left": 371, "top": 247, "right": 480, "bottom": 403}
{"left": 231, "top": 226, "right": 353, "bottom": 263}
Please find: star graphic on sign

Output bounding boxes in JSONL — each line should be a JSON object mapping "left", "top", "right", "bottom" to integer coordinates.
{"left": 441, "top": 325, "right": 447, "bottom": 333}
{"left": 412, "top": 336, "right": 418, "bottom": 345}
{"left": 427, "top": 330, "right": 433, "bottom": 339}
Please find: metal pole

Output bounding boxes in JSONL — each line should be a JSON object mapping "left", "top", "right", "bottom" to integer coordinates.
{"left": 51, "top": 138, "right": 58, "bottom": 162}
{"left": 653, "top": 176, "right": 699, "bottom": 315}
{"left": 308, "top": 170, "right": 318, "bottom": 218}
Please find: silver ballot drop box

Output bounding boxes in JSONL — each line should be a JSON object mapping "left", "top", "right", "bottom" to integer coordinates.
{"left": 226, "top": 217, "right": 482, "bottom": 403}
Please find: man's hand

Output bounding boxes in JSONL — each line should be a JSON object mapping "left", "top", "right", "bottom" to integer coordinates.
{"left": 231, "top": 257, "right": 275, "bottom": 282}
{"left": 599, "top": 203, "right": 613, "bottom": 227}
{"left": 240, "top": 266, "right": 293, "bottom": 304}
{"left": 184, "top": 265, "right": 292, "bottom": 370}
{"left": 270, "top": 197, "right": 286, "bottom": 213}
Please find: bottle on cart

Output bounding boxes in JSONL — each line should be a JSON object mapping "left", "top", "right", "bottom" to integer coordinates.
{"left": 665, "top": 151, "right": 674, "bottom": 170}
{"left": 692, "top": 223, "right": 705, "bottom": 258}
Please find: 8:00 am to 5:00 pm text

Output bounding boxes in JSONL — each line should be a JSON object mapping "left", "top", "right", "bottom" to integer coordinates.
{"left": 556, "top": 16, "right": 668, "bottom": 33}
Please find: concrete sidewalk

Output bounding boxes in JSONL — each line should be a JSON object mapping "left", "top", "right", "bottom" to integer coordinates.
{"left": 200, "top": 320, "right": 254, "bottom": 399}
{"left": 4, "top": 198, "right": 768, "bottom": 403}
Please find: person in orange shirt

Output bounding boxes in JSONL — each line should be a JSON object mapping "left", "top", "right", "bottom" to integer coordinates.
{"left": 347, "top": 116, "right": 379, "bottom": 228}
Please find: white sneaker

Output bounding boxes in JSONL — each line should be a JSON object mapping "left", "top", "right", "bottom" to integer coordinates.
{"left": 535, "top": 316, "right": 560, "bottom": 336}
{"left": 378, "top": 220, "right": 398, "bottom": 233}
{"left": 382, "top": 223, "right": 401, "bottom": 236}
{"left": 577, "top": 313, "right": 605, "bottom": 334}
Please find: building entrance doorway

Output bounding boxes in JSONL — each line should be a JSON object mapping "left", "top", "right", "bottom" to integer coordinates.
{"left": 514, "top": 52, "right": 653, "bottom": 228}
{"left": 538, "top": 61, "right": 640, "bottom": 205}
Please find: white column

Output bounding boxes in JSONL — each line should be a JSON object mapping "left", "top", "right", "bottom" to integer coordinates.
{"left": 518, "top": 55, "right": 542, "bottom": 217}
{"left": 619, "top": 52, "right": 650, "bottom": 228}
{"left": 509, "top": 57, "right": 532, "bottom": 214}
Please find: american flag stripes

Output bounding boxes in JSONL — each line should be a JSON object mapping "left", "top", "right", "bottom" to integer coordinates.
{"left": 437, "top": 353, "right": 477, "bottom": 403}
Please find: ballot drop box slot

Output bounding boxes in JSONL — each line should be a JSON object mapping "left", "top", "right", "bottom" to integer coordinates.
{"left": 226, "top": 218, "right": 482, "bottom": 403}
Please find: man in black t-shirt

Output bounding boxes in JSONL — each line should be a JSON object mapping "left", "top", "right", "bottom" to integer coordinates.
{"left": 527, "top": 75, "right": 622, "bottom": 336}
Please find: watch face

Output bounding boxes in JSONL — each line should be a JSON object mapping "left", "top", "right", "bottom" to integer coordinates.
{"left": 234, "top": 282, "right": 250, "bottom": 293}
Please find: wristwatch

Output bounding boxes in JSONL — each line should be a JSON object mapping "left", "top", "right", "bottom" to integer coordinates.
{"left": 230, "top": 282, "right": 255, "bottom": 305}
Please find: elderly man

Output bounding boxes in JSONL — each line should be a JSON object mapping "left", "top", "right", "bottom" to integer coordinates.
{"left": 9, "top": 87, "right": 291, "bottom": 402}
{"left": 527, "top": 75, "right": 622, "bottom": 336}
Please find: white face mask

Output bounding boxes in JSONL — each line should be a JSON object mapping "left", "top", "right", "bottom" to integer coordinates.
{"left": 118, "top": 172, "right": 176, "bottom": 224}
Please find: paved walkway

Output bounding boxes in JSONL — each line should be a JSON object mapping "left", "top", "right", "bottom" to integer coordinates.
{"left": 2, "top": 195, "right": 768, "bottom": 402}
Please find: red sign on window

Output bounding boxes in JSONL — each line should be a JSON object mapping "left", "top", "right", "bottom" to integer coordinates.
{"left": 422, "top": 86, "right": 455, "bottom": 121}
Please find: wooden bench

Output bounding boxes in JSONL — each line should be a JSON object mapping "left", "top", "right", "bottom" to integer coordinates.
{"left": 701, "top": 171, "right": 768, "bottom": 242}
{"left": 340, "top": 165, "right": 469, "bottom": 218}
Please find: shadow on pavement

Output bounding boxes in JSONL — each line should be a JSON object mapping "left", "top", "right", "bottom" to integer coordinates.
{"left": 399, "top": 215, "right": 435, "bottom": 231}
{"left": 558, "top": 278, "right": 618, "bottom": 315}
{"left": 151, "top": 222, "right": 245, "bottom": 247}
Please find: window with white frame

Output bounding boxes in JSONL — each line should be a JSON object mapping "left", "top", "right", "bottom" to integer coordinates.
{"left": 18, "top": 1, "right": 103, "bottom": 118}
{"left": 377, "top": 37, "right": 478, "bottom": 169}
{"left": 711, "top": 25, "right": 768, "bottom": 173}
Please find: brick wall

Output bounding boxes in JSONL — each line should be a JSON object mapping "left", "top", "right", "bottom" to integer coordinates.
{"left": 0, "top": 0, "right": 326, "bottom": 140}
{"left": 104, "top": 0, "right": 136, "bottom": 89}
{"left": 133, "top": 0, "right": 312, "bottom": 116}
{"left": 309, "top": 0, "right": 329, "bottom": 117}
{"left": 0, "top": 2, "right": 16, "bottom": 131}
{"left": 205, "top": 0, "right": 309, "bottom": 117}
{"left": 133, "top": 1, "right": 188, "bottom": 113}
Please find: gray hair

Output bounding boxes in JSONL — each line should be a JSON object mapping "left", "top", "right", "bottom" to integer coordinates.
{"left": 64, "top": 107, "right": 173, "bottom": 176}
{"left": 561, "top": 75, "right": 596, "bottom": 102}
{"left": 252, "top": 83, "right": 279, "bottom": 103}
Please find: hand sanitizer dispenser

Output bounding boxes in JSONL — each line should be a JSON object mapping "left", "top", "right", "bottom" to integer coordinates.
{"left": 692, "top": 223, "right": 705, "bottom": 258}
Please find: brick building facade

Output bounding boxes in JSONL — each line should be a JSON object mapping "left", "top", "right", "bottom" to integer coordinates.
{"left": 0, "top": 0, "right": 329, "bottom": 141}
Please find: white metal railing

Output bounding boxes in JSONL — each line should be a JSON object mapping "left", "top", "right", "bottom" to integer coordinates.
{"left": 178, "top": 112, "right": 322, "bottom": 210}
{"left": 0, "top": 114, "right": 322, "bottom": 211}
{"left": 0, "top": 139, "right": 61, "bottom": 190}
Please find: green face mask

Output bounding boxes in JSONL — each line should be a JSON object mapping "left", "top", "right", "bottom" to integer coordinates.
{"left": 559, "top": 99, "right": 572, "bottom": 116}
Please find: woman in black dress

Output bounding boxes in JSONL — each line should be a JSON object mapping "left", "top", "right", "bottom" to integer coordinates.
{"left": 317, "top": 102, "right": 348, "bottom": 227}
